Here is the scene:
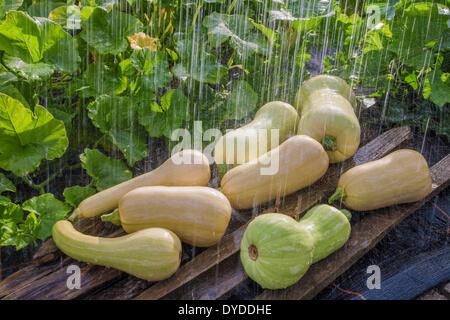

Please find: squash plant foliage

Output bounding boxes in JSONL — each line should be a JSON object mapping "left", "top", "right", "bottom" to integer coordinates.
{"left": 0, "top": 0, "right": 448, "bottom": 250}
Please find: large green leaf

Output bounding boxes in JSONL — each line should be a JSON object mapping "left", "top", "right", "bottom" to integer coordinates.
{"left": 80, "top": 148, "right": 132, "bottom": 191}
{"left": 63, "top": 185, "right": 96, "bottom": 208}
{"left": 0, "top": 11, "right": 80, "bottom": 78}
{"left": 203, "top": 12, "right": 269, "bottom": 58}
{"left": 0, "top": 94, "right": 68, "bottom": 176}
{"left": 0, "top": 172, "right": 15, "bottom": 194}
{"left": 130, "top": 49, "right": 172, "bottom": 91}
{"left": 88, "top": 95, "right": 148, "bottom": 166}
{"left": 423, "top": 70, "right": 450, "bottom": 108}
{"left": 226, "top": 80, "right": 258, "bottom": 120}
{"left": 172, "top": 35, "right": 228, "bottom": 84}
{"left": 85, "top": 62, "right": 127, "bottom": 95}
{"left": 22, "top": 194, "right": 71, "bottom": 241}
{"left": 138, "top": 89, "right": 190, "bottom": 138}
{"left": 80, "top": 7, "right": 142, "bottom": 55}
{"left": 388, "top": 3, "right": 449, "bottom": 69}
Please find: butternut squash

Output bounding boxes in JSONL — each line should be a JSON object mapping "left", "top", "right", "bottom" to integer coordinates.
{"left": 221, "top": 135, "right": 329, "bottom": 210}
{"left": 294, "top": 74, "right": 357, "bottom": 112}
{"left": 214, "top": 101, "right": 299, "bottom": 165}
{"left": 52, "top": 221, "right": 182, "bottom": 281}
{"left": 113, "top": 186, "right": 232, "bottom": 247}
{"left": 69, "top": 149, "right": 210, "bottom": 221}
{"left": 328, "top": 149, "right": 432, "bottom": 211}
{"left": 295, "top": 75, "right": 360, "bottom": 163}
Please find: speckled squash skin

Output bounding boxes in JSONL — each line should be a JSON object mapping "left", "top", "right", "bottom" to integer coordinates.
{"left": 214, "top": 101, "right": 299, "bottom": 165}
{"left": 331, "top": 149, "right": 432, "bottom": 211}
{"left": 52, "top": 221, "right": 182, "bottom": 281}
{"left": 221, "top": 135, "right": 329, "bottom": 210}
{"left": 294, "top": 75, "right": 360, "bottom": 163}
{"left": 70, "top": 150, "right": 210, "bottom": 220}
{"left": 118, "top": 186, "right": 232, "bottom": 247}
{"left": 240, "top": 214, "right": 314, "bottom": 290}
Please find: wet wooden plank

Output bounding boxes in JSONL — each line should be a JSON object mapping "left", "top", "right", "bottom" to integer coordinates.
{"left": 255, "top": 154, "right": 450, "bottom": 300}
{"left": 135, "top": 126, "right": 412, "bottom": 300}
{"left": 0, "top": 229, "right": 124, "bottom": 300}
{"left": 0, "top": 258, "right": 70, "bottom": 299}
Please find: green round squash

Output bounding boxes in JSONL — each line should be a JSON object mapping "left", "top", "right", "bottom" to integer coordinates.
{"left": 240, "top": 213, "right": 314, "bottom": 290}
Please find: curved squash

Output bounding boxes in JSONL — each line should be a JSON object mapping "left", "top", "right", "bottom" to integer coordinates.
{"left": 221, "top": 135, "right": 329, "bottom": 210}
{"left": 69, "top": 149, "right": 210, "bottom": 220}
{"left": 297, "top": 89, "right": 361, "bottom": 163}
{"left": 294, "top": 74, "right": 357, "bottom": 112}
{"left": 52, "top": 221, "right": 182, "bottom": 281}
{"left": 214, "top": 101, "right": 299, "bottom": 165}
{"left": 116, "top": 186, "right": 232, "bottom": 247}
{"left": 328, "top": 149, "right": 432, "bottom": 211}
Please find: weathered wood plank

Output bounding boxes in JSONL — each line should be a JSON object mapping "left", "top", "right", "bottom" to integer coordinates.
{"left": 0, "top": 229, "right": 124, "bottom": 300}
{"left": 135, "top": 126, "right": 412, "bottom": 300}
{"left": 255, "top": 154, "right": 450, "bottom": 300}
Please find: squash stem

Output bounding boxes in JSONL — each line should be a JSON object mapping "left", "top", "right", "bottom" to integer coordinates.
{"left": 101, "top": 209, "right": 122, "bottom": 226}
{"left": 248, "top": 244, "right": 258, "bottom": 261}
{"left": 68, "top": 208, "right": 81, "bottom": 222}
{"left": 322, "top": 136, "right": 337, "bottom": 151}
{"left": 328, "top": 188, "right": 346, "bottom": 204}
{"left": 340, "top": 209, "right": 352, "bottom": 221}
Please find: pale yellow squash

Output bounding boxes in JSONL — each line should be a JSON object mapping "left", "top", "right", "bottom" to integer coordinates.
{"left": 53, "top": 221, "right": 182, "bottom": 281}
{"left": 214, "top": 101, "right": 299, "bottom": 165}
{"left": 297, "top": 89, "right": 360, "bottom": 163}
{"left": 69, "top": 150, "right": 210, "bottom": 220}
{"left": 329, "top": 149, "right": 432, "bottom": 211}
{"left": 221, "top": 135, "right": 329, "bottom": 210}
{"left": 117, "top": 186, "right": 232, "bottom": 247}
{"left": 294, "top": 74, "right": 357, "bottom": 112}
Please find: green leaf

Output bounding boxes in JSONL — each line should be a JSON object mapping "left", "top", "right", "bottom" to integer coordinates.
{"left": 0, "top": 202, "right": 34, "bottom": 250}
{"left": 130, "top": 49, "right": 172, "bottom": 91}
{"left": 85, "top": 63, "right": 127, "bottom": 95}
{"left": 80, "top": 7, "right": 142, "bottom": 55}
{"left": 0, "top": 0, "right": 23, "bottom": 19}
{"left": 203, "top": 12, "right": 268, "bottom": 58}
{"left": 388, "top": 3, "right": 449, "bottom": 69}
{"left": 226, "top": 80, "right": 258, "bottom": 120}
{"left": 63, "top": 185, "right": 96, "bottom": 208}
{"left": 80, "top": 148, "right": 132, "bottom": 191}
{"left": 0, "top": 94, "right": 69, "bottom": 176}
{"left": 3, "top": 55, "right": 53, "bottom": 81}
{"left": 172, "top": 36, "right": 227, "bottom": 84}
{"left": 88, "top": 95, "right": 148, "bottom": 166}
{"left": 138, "top": 89, "right": 190, "bottom": 138}
{"left": 423, "top": 70, "right": 450, "bottom": 107}
{"left": 22, "top": 194, "right": 71, "bottom": 241}
{"left": 0, "top": 11, "right": 80, "bottom": 77}
{"left": 0, "top": 172, "right": 15, "bottom": 194}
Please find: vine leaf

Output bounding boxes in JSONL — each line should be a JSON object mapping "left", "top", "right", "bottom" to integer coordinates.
{"left": 0, "top": 11, "right": 80, "bottom": 79}
{"left": 80, "top": 148, "right": 132, "bottom": 191}
{"left": 80, "top": 7, "right": 142, "bottom": 55}
{"left": 22, "top": 194, "right": 71, "bottom": 241}
{"left": 88, "top": 95, "right": 148, "bottom": 166}
{"left": 0, "top": 93, "right": 69, "bottom": 176}
{"left": 63, "top": 185, "right": 96, "bottom": 208}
